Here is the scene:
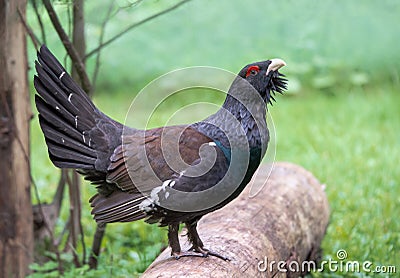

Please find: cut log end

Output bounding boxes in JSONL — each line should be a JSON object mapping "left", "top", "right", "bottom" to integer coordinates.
{"left": 142, "top": 162, "right": 330, "bottom": 277}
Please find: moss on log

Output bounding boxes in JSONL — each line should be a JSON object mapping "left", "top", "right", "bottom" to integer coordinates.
{"left": 142, "top": 162, "right": 330, "bottom": 278}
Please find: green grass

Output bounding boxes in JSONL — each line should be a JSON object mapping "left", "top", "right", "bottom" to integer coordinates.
{"left": 30, "top": 83, "right": 400, "bottom": 276}
{"left": 273, "top": 87, "right": 400, "bottom": 275}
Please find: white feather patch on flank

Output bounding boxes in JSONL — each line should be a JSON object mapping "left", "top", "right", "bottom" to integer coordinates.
{"left": 61, "top": 138, "right": 65, "bottom": 144}
{"left": 150, "top": 186, "right": 162, "bottom": 205}
{"left": 162, "top": 179, "right": 173, "bottom": 189}
{"left": 145, "top": 180, "right": 176, "bottom": 206}
{"left": 179, "top": 170, "right": 185, "bottom": 178}
{"left": 55, "top": 106, "right": 60, "bottom": 110}
{"left": 208, "top": 142, "right": 217, "bottom": 147}
{"left": 68, "top": 93, "right": 73, "bottom": 103}
{"left": 59, "top": 71, "right": 65, "bottom": 80}
{"left": 139, "top": 198, "right": 154, "bottom": 212}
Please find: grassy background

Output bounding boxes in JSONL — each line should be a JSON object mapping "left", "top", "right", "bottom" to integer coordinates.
{"left": 28, "top": 0, "right": 399, "bottom": 276}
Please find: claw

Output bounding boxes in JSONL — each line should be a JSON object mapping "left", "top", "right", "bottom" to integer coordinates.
{"left": 171, "top": 247, "right": 230, "bottom": 261}
{"left": 172, "top": 251, "right": 206, "bottom": 260}
{"left": 189, "top": 246, "right": 231, "bottom": 261}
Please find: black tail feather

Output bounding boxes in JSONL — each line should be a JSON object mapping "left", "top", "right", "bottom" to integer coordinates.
{"left": 35, "top": 96, "right": 84, "bottom": 144}
{"left": 34, "top": 63, "right": 95, "bottom": 130}
{"left": 34, "top": 45, "right": 122, "bottom": 171}
{"left": 37, "top": 114, "right": 96, "bottom": 158}
{"left": 36, "top": 46, "right": 96, "bottom": 112}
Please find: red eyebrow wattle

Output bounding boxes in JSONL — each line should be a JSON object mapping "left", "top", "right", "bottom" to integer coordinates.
{"left": 246, "top": 65, "right": 260, "bottom": 77}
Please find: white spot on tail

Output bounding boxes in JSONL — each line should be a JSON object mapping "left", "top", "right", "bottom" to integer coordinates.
{"left": 59, "top": 71, "right": 65, "bottom": 80}
{"left": 61, "top": 138, "right": 65, "bottom": 144}
{"left": 75, "top": 116, "right": 78, "bottom": 129}
{"left": 55, "top": 106, "right": 60, "bottom": 110}
{"left": 88, "top": 137, "right": 92, "bottom": 147}
{"left": 208, "top": 142, "right": 217, "bottom": 147}
{"left": 68, "top": 93, "right": 73, "bottom": 103}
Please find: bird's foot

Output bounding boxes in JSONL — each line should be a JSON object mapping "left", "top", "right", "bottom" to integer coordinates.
{"left": 171, "top": 251, "right": 206, "bottom": 260}
{"left": 189, "top": 246, "right": 231, "bottom": 261}
{"left": 171, "top": 247, "right": 230, "bottom": 261}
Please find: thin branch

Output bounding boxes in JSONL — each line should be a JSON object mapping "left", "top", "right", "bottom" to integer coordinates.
{"left": 30, "top": 0, "right": 46, "bottom": 45}
{"left": 42, "top": 0, "right": 92, "bottom": 93}
{"left": 52, "top": 170, "right": 67, "bottom": 213}
{"left": 85, "top": 0, "right": 192, "bottom": 60}
{"left": 89, "top": 223, "right": 107, "bottom": 269}
{"left": 66, "top": 171, "right": 82, "bottom": 268}
{"left": 73, "top": 170, "right": 87, "bottom": 265}
{"left": 17, "top": 8, "right": 41, "bottom": 49}
{"left": 118, "top": 0, "right": 144, "bottom": 9}
{"left": 61, "top": 217, "right": 72, "bottom": 252}
{"left": 91, "top": 0, "right": 114, "bottom": 89}
{"left": 67, "top": 0, "right": 72, "bottom": 40}
{"left": 64, "top": 0, "right": 73, "bottom": 67}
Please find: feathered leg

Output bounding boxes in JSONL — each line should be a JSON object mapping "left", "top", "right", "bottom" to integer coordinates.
{"left": 168, "top": 223, "right": 182, "bottom": 258}
{"left": 168, "top": 221, "right": 223, "bottom": 260}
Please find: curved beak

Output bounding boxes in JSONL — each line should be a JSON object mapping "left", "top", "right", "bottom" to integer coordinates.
{"left": 266, "top": 58, "right": 286, "bottom": 75}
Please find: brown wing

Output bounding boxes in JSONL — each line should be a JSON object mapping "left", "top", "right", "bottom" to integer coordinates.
{"left": 106, "top": 125, "right": 213, "bottom": 192}
{"left": 90, "top": 125, "right": 213, "bottom": 223}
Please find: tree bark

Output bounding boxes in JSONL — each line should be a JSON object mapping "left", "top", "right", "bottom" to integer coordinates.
{"left": 142, "top": 162, "right": 330, "bottom": 278}
{"left": 0, "top": 0, "right": 33, "bottom": 277}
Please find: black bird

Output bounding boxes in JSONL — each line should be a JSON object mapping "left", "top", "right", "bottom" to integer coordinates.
{"left": 34, "top": 45, "right": 287, "bottom": 260}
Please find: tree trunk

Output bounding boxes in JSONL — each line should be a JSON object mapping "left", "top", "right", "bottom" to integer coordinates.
{"left": 0, "top": 0, "right": 33, "bottom": 277}
{"left": 142, "top": 162, "right": 330, "bottom": 278}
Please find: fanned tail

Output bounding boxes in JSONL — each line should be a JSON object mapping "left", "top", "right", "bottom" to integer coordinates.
{"left": 34, "top": 45, "right": 122, "bottom": 171}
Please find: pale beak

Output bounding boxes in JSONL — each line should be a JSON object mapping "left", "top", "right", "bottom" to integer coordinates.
{"left": 266, "top": 58, "right": 286, "bottom": 75}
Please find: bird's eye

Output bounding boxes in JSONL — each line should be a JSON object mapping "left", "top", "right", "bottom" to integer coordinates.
{"left": 246, "top": 65, "right": 260, "bottom": 77}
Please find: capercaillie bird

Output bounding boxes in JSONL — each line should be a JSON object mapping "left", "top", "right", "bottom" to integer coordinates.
{"left": 34, "top": 45, "right": 286, "bottom": 260}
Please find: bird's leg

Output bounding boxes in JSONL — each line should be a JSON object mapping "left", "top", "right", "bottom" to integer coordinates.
{"left": 168, "top": 222, "right": 204, "bottom": 259}
{"left": 185, "top": 220, "right": 230, "bottom": 261}
{"left": 168, "top": 223, "right": 182, "bottom": 259}
{"left": 185, "top": 219, "right": 204, "bottom": 249}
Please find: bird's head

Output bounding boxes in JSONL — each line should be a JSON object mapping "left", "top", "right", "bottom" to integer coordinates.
{"left": 238, "top": 59, "right": 287, "bottom": 105}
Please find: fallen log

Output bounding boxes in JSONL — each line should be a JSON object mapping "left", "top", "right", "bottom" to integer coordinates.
{"left": 142, "top": 162, "right": 330, "bottom": 278}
